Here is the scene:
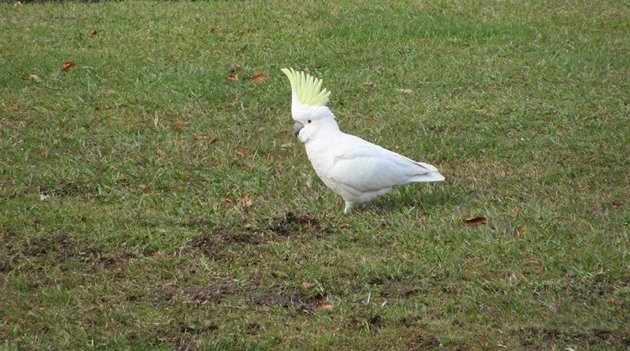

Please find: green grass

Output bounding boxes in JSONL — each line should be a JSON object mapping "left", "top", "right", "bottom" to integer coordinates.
{"left": 1, "top": 1, "right": 628, "bottom": 349}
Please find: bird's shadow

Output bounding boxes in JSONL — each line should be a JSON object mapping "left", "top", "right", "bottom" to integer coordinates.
{"left": 366, "top": 184, "right": 460, "bottom": 214}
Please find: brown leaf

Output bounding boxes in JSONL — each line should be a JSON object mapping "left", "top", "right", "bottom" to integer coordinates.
{"left": 171, "top": 121, "right": 190, "bottom": 131}
{"left": 464, "top": 216, "right": 488, "bottom": 226}
{"left": 301, "top": 281, "right": 315, "bottom": 289}
{"left": 242, "top": 195, "right": 253, "bottom": 208}
{"left": 249, "top": 72, "right": 268, "bottom": 83}
{"left": 227, "top": 74, "right": 239, "bottom": 82}
{"left": 210, "top": 27, "right": 217, "bottom": 33}
{"left": 61, "top": 61, "right": 76, "bottom": 72}
{"left": 140, "top": 184, "right": 151, "bottom": 193}
{"left": 608, "top": 297, "right": 622, "bottom": 306}
{"left": 222, "top": 198, "right": 236, "bottom": 207}
{"left": 209, "top": 138, "right": 219, "bottom": 145}
{"left": 317, "top": 302, "right": 333, "bottom": 311}
{"left": 91, "top": 30, "right": 97, "bottom": 36}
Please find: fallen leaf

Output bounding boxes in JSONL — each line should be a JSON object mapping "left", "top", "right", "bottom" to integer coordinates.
{"left": 317, "top": 302, "right": 334, "bottom": 311}
{"left": 339, "top": 223, "right": 350, "bottom": 229}
{"left": 395, "top": 88, "right": 413, "bottom": 94}
{"left": 29, "top": 74, "right": 42, "bottom": 82}
{"left": 171, "top": 121, "right": 190, "bottom": 131}
{"left": 517, "top": 227, "right": 527, "bottom": 236}
{"left": 210, "top": 27, "right": 217, "bottom": 33}
{"left": 608, "top": 297, "right": 622, "bottom": 306}
{"left": 242, "top": 195, "right": 253, "bottom": 208}
{"left": 141, "top": 184, "right": 151, "bottom": 193}
{"left": 464, "top": 216, "right": 488, "bottom": 226}
{"left": 281, "top": 142, "right": 292, "bottom": 148}
{"left": 222, "top": 198, "right": 236, "bottom": 207}
{"left": 209, "top": 138, "right": 219, "bottom": 145}
{"left": 39, "top": 193, "right": 49, "bottom": 201}
{"left": 227, "top": 74, "right": 239, "bottom": 82}
{"left": 91, "top": 30, "right": 97, "bottom": 36}
{"left": 249, "top": 72, "right": 268, "bottom": 83}
{"left": 301, "top": 281, "right": 315, "bottom": 289}
{"left": 61, "top": 61, "right": 76, "bottom": 72}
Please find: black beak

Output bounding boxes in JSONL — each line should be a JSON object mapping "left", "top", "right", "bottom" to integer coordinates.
{"left": 293, "top": 121, "right": 304, "bottom": 137}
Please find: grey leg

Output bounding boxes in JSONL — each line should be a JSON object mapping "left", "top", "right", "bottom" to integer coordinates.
{"left": 343, "top": 201, "right": 354, "bottom": 214}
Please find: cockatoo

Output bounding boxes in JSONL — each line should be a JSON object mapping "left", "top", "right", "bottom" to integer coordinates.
{"left": 281, "top": 68, "right": 444, "bottom": 214}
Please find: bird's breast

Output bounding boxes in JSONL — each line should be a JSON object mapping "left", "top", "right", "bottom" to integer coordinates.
{"left": 304, "top": 141, "right": 335, "bottom": 179}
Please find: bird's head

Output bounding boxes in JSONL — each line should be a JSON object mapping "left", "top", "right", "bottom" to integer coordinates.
{"left": 281, "top": 68, "right": 336, "bottom": 142}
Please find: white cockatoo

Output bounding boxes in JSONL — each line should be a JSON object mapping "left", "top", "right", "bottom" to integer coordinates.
{"left": 281, "top": 68, "right": 444, "bottom": 213}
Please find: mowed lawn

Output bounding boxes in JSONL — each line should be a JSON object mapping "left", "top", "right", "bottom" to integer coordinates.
{"left": 0, "top": 1, "right": 628, "bottom": 349}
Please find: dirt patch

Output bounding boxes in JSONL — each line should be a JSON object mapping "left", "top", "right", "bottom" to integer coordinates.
{"left": 251, "top": 286, "right": 327, "bottom": 313}
{"left": 175, "top": 281, "right": 237, "bottom": 305}
{"left": 36, "top": 182, "right": 97, "bottom": 197}
{"left": 96, "top": 251, "right": 134, "bottom": 270}
{"left": 20, "top": 232, "right": 103, "bottom": 263}
{"left": 24, "top": 232, "right": 75, "bottom": 257}
{"left": 1, "top": 231, "right": 136, "bottom": 273}
{"left": 246, "top": 322, "right": 261, "bottom": 335}
{"left": 569, "top": 274, "right": 629, "bottom": 299}
{"left": 269, "top": 212, "right": 321, "bottom": 237}
{"left": 408, "top": 333, "right": 441, "bottom": 350}
{"left": 515, "top": 327, "right": 628, "bottom": 348}
{"left": 399, "top": 283, "right": 430, "bottom": 297}
{"left": 254, "top": 291, "right": 296, "bottom": 307}
{"left": 347, "top": 313, "right": 387, "bottom": 331}
{"left": 186, "top": 228, "right": 266, "bottom": 258}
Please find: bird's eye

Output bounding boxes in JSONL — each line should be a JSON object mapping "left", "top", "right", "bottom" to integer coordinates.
{"left": 307, "top": 120, "right": 312, "bottom": 123}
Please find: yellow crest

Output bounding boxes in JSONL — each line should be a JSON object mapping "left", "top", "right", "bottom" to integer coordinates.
{"left": 281, "top": 68, "right": 331, "bottom": 107}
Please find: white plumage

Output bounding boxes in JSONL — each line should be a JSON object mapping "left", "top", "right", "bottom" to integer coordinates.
{"left": 281, "top": 68, "right": 444, "bottom": 213}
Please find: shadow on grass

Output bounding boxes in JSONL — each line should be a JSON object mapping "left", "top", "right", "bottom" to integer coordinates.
{"left": 368, "top": 184, "right": 462, "bottom": 213}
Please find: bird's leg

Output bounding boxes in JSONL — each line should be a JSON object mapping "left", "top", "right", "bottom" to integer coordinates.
{"left": 343, "top": 201, "right": 354, "bottom": 214}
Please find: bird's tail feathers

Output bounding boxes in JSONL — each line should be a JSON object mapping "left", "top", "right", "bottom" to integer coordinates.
{"left": 410, "top": 171, "right": 445, "bottom": 182}
{"left": 411, "top": 162, "right": 444, "bottom": 182}
{"left": 415, "top": 162, "right": 439, "bottom": 172}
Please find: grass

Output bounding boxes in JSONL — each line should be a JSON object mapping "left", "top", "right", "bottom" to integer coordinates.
{"left": 0, "top": 0, "right": 628, "bottom": 349}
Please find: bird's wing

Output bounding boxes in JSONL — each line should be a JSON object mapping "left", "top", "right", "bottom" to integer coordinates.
{"left": 328, "top": 135, "right": 436, "bottom": 192}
